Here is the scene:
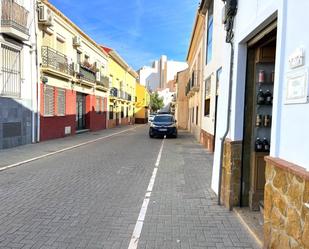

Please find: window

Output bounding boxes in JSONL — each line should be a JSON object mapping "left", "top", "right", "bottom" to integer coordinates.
{"left": 57, "top": 88, "right": 66, "bottom": 116}
{"left": 1, "top": 44, "right": 21, "bottom": 98}
{"left": 44, "top": 86, "right": 55, "bottom": 116}
{"left": 192, "top": 108, "right": 194, "bottom": 123}
{"left": 121, "top": 107, "right": 124, "bottom": 118}
{"left": 204, "top": 78, "right": 211, "bottom": 116}
{"left": 126, "top": 106, "right": 129, "bottom": 117}
{"left": 216, "top": 67, "right": 222, "bottom": 96}
{"left": 196, "top": 106, "right": 199, "bottom": 125}
{"left": 77, "top": 51, "right": 81, "bottom": 64}
{"left": 109, "top": 105, "right": 114, "bottom": 119}
{"left": 96, "top": 97, "right": 101, "bottom": 113}
{"left": 206, "top": 2, "right": 214, "bottom": 64}
{"left": 56, "top": 37, "right": 65, "bottom": 54}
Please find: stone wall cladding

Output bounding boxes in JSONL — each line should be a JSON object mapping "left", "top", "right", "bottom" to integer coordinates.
{"left": 200, "top": 129, "right": 214, "bottom": 152}
{"left": 264, "top": 156, "right": 309, "bottom": 249}
{"left": 220, "top": 139, "right": 242, "bottom": 210}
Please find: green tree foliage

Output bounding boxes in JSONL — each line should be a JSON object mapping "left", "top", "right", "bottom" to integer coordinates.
{"left": 150, "top": 92, "right": 164, "bottom": 113}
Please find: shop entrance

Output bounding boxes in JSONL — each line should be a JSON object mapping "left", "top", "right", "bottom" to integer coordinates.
{"left": 241, "top": 26, "right": 277, "bottom": 211}
{"left": 76, "top": 93, "right": 86, "bottom": 130}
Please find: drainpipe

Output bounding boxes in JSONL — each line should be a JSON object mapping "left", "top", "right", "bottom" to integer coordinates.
{"left": 34, "top": 0, "right": 40, "bottom": 142}
{"left": 217, "top": 41, "right": 234, "bottom": 205}
{"left": 217, "top": 4, "right": 237, "bottom": 205}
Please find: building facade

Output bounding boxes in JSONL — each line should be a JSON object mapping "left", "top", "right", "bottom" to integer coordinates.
{"left": 185, "top": 9, "right": 205, "bottom": 142}
{"left": 102, "top": 46, "right": 137, "bottom": 128}
{"left": 0, "top": 0, "right": 38, "bottom": 149}
{"left": 135, "top": 83, "right": 150, "bottom": 124}
{"left": 38, "top": 0, "right": 109, "bottom": 141}
{"left": 175, "top": 69, "right": 189, "bottom": 130}
{"left": 209, "top": 0, "right": 309, "bottom": 247}
{"left": 138, "top": 55, "right": 187, "bottom": 91}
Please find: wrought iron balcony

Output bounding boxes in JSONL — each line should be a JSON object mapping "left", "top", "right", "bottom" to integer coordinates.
{"left": 97, "top": 75, "right": 109, "bottom": 88}
{"left": 79, "top": 64, "right": 96, "bottom": 83}
{"left": 110, "top": 87, "right": 118, "bottom": 98}
{"left": 41, "top": 46, "right": 73, "bottom": 76}
{"left": 1, "top": 0, "right": 29, "bottom": 40}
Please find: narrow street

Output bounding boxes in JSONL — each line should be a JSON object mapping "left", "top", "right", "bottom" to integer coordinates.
{"left": 0, "top": 126, "right": 259, "bottom": 249}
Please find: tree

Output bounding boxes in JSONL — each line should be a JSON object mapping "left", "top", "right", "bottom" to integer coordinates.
{"left": 150, "top": 92, "right": 164, "bottom": 113}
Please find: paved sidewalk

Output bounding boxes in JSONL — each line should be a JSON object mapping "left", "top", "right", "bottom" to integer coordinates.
{"left": 137, "top": 133, "right": 261, "bottom": 249}
{"left": 0, "top": 125, "right": 142, "bottom": 168}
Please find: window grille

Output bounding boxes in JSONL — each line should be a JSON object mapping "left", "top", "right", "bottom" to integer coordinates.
{"left": 1, "top": 44, "right": 21, "bottom": 98}
{"left": 44, "top": 85, "right": 55, "bottom": 116}
{"left": 57, "top": 88, "right": 65, "bottom": 116}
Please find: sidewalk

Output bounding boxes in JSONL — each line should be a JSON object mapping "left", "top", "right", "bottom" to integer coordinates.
{"left": 0, "top": 125, "right": 142, "bottom": 169}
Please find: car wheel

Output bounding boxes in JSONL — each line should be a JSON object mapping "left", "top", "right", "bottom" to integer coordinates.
{"left": 149, "top": 133, "right": 154, "bottom": 138}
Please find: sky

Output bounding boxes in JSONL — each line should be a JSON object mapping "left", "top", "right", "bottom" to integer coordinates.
{"left": 49, "top": 0, "right": 199, "bottom": 70}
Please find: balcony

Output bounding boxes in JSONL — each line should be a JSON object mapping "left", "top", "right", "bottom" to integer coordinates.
{"left": 79, "top": 64, "right": 96, "bottom": 85}
{"left": 1, "top": 0, "right": 29, "bottom": 41}
{"left": 41, "top": 46, "right": 73, "bottom": 78}
{"left": 110, "top": 87, "right": 118, "bottom": 98}
{"left": 96, "top": 75, "right": 109, "bottom": 89}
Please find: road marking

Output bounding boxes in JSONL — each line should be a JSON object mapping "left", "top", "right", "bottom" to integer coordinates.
{"left": 0, "top": 126, "right": 139, "bottom": 172}
{"left": 128, "top": 138, "right": 165, "bottom": 249}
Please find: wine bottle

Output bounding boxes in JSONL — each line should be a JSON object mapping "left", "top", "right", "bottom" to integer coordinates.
{"left": 264, "top": 90, "right": 272, "bottom": 105}
{"left": 263, "top": 138, "right": 270, "bottom": 152}
{"left": 255, "top": 138, "right": 263, "bottom": 152}
{"left": 257, "top": 89, "right": 265, "bottom": 105}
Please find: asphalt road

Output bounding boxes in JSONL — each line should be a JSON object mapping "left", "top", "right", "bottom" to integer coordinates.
{"left": 0, "top": 126, "right": 260, "bottom": 249}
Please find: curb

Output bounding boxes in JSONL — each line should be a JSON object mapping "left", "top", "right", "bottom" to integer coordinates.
{"left": 0, "top": 126, "right": 139, "bottom": 173}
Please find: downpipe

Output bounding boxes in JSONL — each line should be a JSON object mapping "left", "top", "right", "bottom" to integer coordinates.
{"left": 217, "top": 41, "right": 235, "bottom": 205}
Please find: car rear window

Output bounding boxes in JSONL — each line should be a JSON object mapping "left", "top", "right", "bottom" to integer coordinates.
{"left": 153, "top": 116, "right": 174, "bottom": 122}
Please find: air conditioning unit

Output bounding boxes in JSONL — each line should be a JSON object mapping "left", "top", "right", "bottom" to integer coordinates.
{"left": 96, "top": 72, "right": 101, "bottom": 82}
{"left": 38, "top": 5, "right": 54, "bottom": 26}
{"left": 73, "top": 36, "right": 81, "bottom": 47}
{"left": 73, "top": 63, "right": 80, "bottom": 74}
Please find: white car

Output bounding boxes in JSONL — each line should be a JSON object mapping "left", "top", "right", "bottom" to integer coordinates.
{"left": 148, "top": 114, "right": 156, "bottom": 123}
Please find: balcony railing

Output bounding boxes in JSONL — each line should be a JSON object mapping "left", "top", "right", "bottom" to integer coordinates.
{"left": 41, "top": 46, "right": 73, "bottom": 76}
{"left": 79, "top": 64, "right": 96, "bottom": 83}
{"left": 97, "top": 75, "right": 109, "bottom": 88}
{"left": 110, "top": 87, "right": 118, "bottom": 98}
{"left": 1, "top": 0, "right": 29, "bottom": 35}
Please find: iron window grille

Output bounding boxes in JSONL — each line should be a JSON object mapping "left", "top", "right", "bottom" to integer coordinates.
{"left": 1, "top": 44, "right": 21, "bottom": 98}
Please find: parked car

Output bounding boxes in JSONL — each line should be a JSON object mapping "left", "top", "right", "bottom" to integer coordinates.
{"left": 149, "top": 114, "right": 177, "bottom": 138}
{"left": 148, "top": 114, "right": 156, "bottom": 123}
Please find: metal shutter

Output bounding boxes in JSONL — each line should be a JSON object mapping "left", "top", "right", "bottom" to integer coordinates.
{"left": 57, "top": 88, "right": 65, "bottom": 116}
{"left": 44, "top": 86, "right": 54, "bottom": 116}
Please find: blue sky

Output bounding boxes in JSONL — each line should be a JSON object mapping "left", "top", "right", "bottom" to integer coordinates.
{"left": 49, "top": 0, "right": 199, "bottom": 70}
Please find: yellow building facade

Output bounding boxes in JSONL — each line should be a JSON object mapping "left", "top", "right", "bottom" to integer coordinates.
{"left": 101, "top": 47, "right": 137, "bottom": 128}
{"left": 135, "top": 83, "right": 150, "bottom": 124}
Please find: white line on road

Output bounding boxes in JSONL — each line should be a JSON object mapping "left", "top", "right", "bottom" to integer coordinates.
{"left": 128, "top": 138, "right": 165, "bottom": 249}
{"left": 0, "top": 126, "right": 139, "bottom": 173}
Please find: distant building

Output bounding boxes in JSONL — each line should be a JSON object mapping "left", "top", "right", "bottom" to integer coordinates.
{"left": 138, "top": 55, "right": 187, "bottom": 91}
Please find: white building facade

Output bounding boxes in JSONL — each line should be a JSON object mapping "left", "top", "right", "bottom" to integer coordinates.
{"left": 211, "top": 0, "right": 309, "bottom": 247}
{"left": 138, "top": 55, "right": 187, "bottom": 91}
{"left": 0, "top": 0, "right": 38, "bottom": 149}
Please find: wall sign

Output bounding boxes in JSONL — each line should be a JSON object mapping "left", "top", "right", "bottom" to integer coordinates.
{"left": 288, "top": 48, "right": 305, "bottom": 69}
{"left": 285, "top": 68, "right": 309, "bottom": 104}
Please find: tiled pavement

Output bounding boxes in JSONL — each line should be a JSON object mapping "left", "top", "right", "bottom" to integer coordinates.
{"left": 0, "top": 126, "right": 260, "bottom": 249}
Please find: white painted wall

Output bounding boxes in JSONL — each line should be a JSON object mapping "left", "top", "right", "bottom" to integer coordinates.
{"left": 212, "top": 0, "right": 309, "bottom": 194}
{"left": 138, "top": 56, "right": 186, "bottom": 91}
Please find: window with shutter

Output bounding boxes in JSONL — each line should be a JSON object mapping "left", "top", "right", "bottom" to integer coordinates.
{"left": 44, "top": 86, "right": 55, "bottom": 116}
{"left": 57, "top": 88, "right": 66, "bottom": 116}
{"left": 96, "top": 97, "right": 100, "bottom": 113}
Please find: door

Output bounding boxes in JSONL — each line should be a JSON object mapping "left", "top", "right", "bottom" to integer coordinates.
{"left": 76, "top": 93, "right": 86, "bottom": 130}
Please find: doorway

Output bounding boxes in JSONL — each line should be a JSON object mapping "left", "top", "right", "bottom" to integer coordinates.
{"left": 241, "top": 27, "right": 277, "bottom": 211}
{"left": 76, "top": 93, "right": 86, "bottom": 130}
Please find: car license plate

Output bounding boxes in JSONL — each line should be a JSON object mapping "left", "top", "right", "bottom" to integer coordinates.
{"left": 159, "top": 128, "right": 167, "bottom": 131}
